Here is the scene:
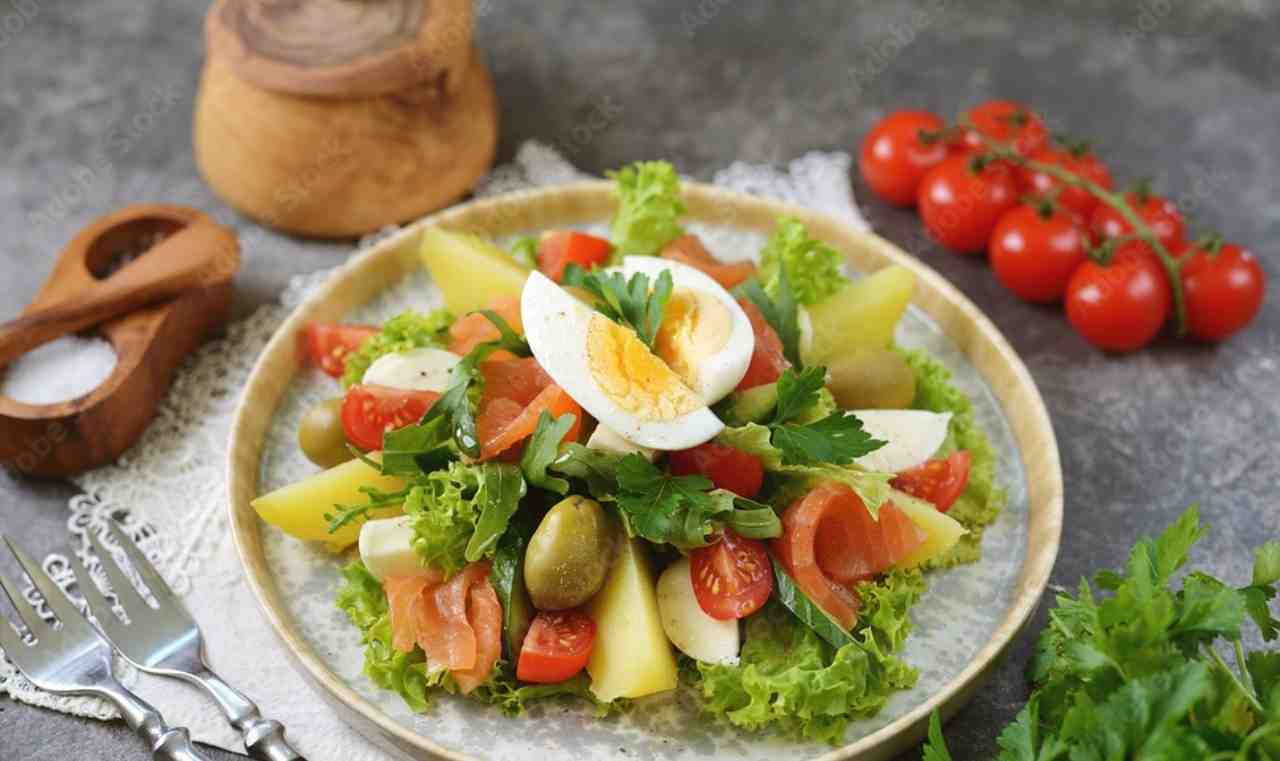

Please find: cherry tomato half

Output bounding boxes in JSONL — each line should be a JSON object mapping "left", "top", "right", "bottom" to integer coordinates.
{"left": 516, "top": 610, "right": 596, "bottom": 684}
{"left": 917, "top": 155, "right": 1020, "bottom": 254}
{"left": 892, "top": 451, "right": 973, "bottom": 513}
{"left": 989, "top": 204, "right": 1089, "bottom": 303}
{"left": 341, "top": 384, "right": 441, "bottom": 451}
{"left": 537, "top": 230, "right": 613, "bottom": 283}
{"left": 690, "top": 530, "right": 773, "bottom": 620}
{"left": 1181, "top": 242, "right": 1266, "bottom": 341}
{"left": 960, "top": 100, "right": 1049, "bottom": 157}
{"left": 1089, "top": 192, "right": 1185, "bottom": 251}
{"left": 1065, "top": 241, "right": 1172, "bottom": 353}
{"left": 668, "top": 442, "right": 765, "bottom": 499}
{"left": 859, "top": 110, "right": 950, "bottom": 207}
{"left": 303, "top": 323, "right": 378, "bottom": 378}
{"left": 1020, "top": 147, "right": 1114, "bottom": 218}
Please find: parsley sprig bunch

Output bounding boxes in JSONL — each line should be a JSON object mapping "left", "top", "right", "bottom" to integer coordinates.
{"left": 766, "top": 367, "right": 885, "bottom": 466}
{"left": 924, "top": 505, "right": 1280, "bottom": 760}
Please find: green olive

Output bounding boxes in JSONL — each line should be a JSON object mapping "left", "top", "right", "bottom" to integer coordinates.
{"left": 524, "top": 496, "right": 617, "bottom": 610}
{"left": 297, "top": 398, "right": 353, "bottom": 468}
{"left": 825, "top": 348, "right": 917, "bottom": 410}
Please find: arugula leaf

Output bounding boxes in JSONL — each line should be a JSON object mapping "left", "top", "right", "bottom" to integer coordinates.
{"left": 325, "top": 482, "right": 412, "bottom": 534}
{"left": 736, "top": 272, "right": 802, "bottom": 367}
{"left": 490, "top": 514, "right": 536, "bottom": 661}
{"left": 722, "top": 494, "right": 782, "bottom": 540}
{"left": 607, "top": 160, "right": 686, "bottom": 256}
{"left": 519, "top": 411, "right": 575, "bottom": 495}
{"left": 464, "top": 464, "right": 528, "bottom": 562}
{"left": 562, "top": 265, "right": 674, "bottom": 349}
{"left": 770, "top": 557, "right": 855, "bottom": 648}
{"left": 548, "top": 443, "right": 621, "bottom": 499}
{"left": 509, "top": 235, "right": 539, "bottom": 269}
{"left": 421, "top": 311, "right": 530, "bottom": 457}
{"left": 379, "top": 416, "right": 454, "bottom": 475}
{"left": 758, "top": 217, "right": 849, "bottom": 306}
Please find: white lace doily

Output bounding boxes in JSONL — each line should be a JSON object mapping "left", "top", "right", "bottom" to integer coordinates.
{"left": 0, "top": 141, "right": 867, "bottom": 754}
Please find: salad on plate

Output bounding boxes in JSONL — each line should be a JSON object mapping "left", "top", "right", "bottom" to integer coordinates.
{"left": 252, "top": 161, "right": 1007, "bottom": 743}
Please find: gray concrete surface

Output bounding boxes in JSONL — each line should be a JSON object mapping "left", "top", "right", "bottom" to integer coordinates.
{"left": 2, "top": 1, "right": 1278, "bottom": 759}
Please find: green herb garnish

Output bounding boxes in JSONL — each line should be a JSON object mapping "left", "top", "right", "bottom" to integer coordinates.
{"left": 736, "top": 270, "right": 802, "bottom": 367}
{"left": 766, "top": 367, "right": 886, "bottom": 466}
{"left": 562, "top": 265, "right": 674, "bottom": 350}
{"left": 518, "top": 411, "right": 576, "bottom": 495}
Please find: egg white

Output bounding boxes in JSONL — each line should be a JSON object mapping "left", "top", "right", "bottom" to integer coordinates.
{"left": 522, "top": 270, "right": 724, "bottom": 451}
{"left": 620, "top": 256, "right": 754, "bottom": 405}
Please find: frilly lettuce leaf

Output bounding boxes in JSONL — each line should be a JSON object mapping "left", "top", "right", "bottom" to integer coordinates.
{"left": 405, "top": 461, "right": 526, "bottom": 577}
{"left": 608, "top": 160, "right": 686, "bottom": 256}
{"left": 758, "top": 217, "right": 849, "bottom": 307}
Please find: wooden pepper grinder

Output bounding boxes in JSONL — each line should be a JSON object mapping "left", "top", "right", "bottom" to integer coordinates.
{"left": 194, "top": 0, "right": 498, "bottom": 239}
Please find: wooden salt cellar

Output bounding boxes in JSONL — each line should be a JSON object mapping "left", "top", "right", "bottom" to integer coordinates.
{"left": 0, "top": 205, "right": 240, "bottom": 478}
{"left": 194, "top": 0, "right": 498, "bottom": 239}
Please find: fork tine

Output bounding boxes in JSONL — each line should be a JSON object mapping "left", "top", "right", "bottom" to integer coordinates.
{"left": 0, "top": 610, "right": 29, "bottom": 662}
{"left": 102, "top": 522, "right": 177, "bottom": 607}
{"left": 85, "top": 527, "right": 152, "bottom": 617}
{"left": 1, "top": 537, "right": 86, "bottom": 639}
{"left": 0, "top": 566, "right": 51, "bottom": 641}
{"left": 69, "top": 549, "right": 127, "bottom": 641}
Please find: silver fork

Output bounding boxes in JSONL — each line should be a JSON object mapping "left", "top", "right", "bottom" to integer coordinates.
{"left": 0, "top": 535, "right": 209, "bottom": 761}
{"left": 73, "top": 522, "right": 307, "bottom": 761}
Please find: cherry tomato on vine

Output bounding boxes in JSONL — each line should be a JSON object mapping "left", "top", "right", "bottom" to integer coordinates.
{"left": 1089, "top": 191, "right": 1185, "bottom": 250}
{"left": 668, "top": 441, "right": 765, "bottom": 499}
{"left": 1065, "top": 241, "right": 1172, "bottom": 353}
{"left": 988, "top": 203, "right": 1089, "bottom": 303}
{"left": 960, "top": 100, "right": 1049, "bottom": 157}
{"left": 1181, "top": 241, "right": 1266, "bottom": 341}
{"left": 917, "top": 155, "right": 1020, "bottom": 254}
{"left": 690, "top": 529, "right": 773, "bottom": 620}
{"left": 859, "top": 110, "right": 950, "bottom": 207}
{"left": 1020, "top": 147, "right": 1114, "bottom": 218}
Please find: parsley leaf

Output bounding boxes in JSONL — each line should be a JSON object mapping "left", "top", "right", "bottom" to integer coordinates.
{"left": 421, "top": 311, "right": 530, "bottom": 457}
{"left": 519, "top": 411, "right": 575, "bottom": 495}
{"left": 614, "top": 454, "right": 779, "bottom": 549}
{"left": 735, "top": 271, "right": 802, "bottom": 367}
{"left": 562, "top": 265, "right": 674, "bottom": 349}
{"left": 763, "top": 368, "right": 886, "bottom": 466}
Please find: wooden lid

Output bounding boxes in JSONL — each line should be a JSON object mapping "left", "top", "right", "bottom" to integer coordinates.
{"left": 205, "top": 0, "right": 473, "bottom": 98}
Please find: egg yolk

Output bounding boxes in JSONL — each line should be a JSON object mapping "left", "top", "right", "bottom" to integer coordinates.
{"left": 586, "top": 313, "right": 703, "bottom": 421}
{"left": 654, "top": 288, "right": 732, "bottom": 393}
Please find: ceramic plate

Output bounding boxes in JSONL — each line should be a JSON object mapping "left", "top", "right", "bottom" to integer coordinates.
{"left": 227, "top": 182, "right": 1063, "bottom": 761}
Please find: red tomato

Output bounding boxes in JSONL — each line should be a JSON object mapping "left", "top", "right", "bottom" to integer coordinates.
{"left": 988, "top": 204, "right": 1089, "bottom": 303}
{"left": 1065, "top": 242, "right": 1172, "bottom": 352}
{"left": 690, "top": 530, "right": 773, "bottom": 620}
{"left": 447, "top": 297, "right": 524, "bottom": 358}
{"left": 668, "top": 442, "right": 764, "bottom": 498}
{"left": 1020, "top": 147, "right": 1114, "bottom": 218}
{"left": 892, "top": 451, "right": 973, "bottom": 513}
{"left": 1089, "top": 192, "right": 1185, "bottom": 250}
{"left": 660, "top": 234, "right": 756, "bottom": 290}
{"left": 341, "top": 384, "right": 440, "bottom": 451}
{"left": 517, "top": 610, "right": 596, "bottom": 684}
{"left": 960, "top": 100, "right": 1049, "bottom": 157}
{"left": 537, "top": 230, "right": 613, "bottom": 283}
{"left": 303, "top": 323, "right": 378, "bottom": 378}
{"left": 735, "top": 299, "right": 790, "bottom": 390}
{"left": 773, "top": 483, "right": 863, "bottom": 630}
{"left": 917, "top": 156, "right": 1020, "bottom": 254}
{"left": 859, "top": 110, "right": 950, "bottom": 207}
{"left": 1181, "top": 242, "right": 1266, "bottom": 341}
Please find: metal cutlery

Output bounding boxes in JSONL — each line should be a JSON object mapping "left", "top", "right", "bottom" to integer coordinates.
{"left": 73, "top": 522, "right": 307, "bottom": 761}
{"left": 0, "top": 535, "right": 210, "bottom": 761}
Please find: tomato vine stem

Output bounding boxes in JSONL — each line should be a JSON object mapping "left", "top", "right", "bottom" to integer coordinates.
{"left": 957, "top": 119, "right": 1189, "bottom": 335}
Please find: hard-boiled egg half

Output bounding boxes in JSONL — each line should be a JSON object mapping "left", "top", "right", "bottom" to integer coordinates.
{"left": 522, "top": 257, "right": 754, "bottom": 451}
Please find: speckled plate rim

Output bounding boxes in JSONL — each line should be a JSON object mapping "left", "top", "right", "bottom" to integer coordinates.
{"left": 227, "top": 181, "right": 1064, "bottom": 761}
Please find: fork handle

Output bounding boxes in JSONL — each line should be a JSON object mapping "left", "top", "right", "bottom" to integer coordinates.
{"left": 194, "top": 668, "right": 307, "bottom": 761}
{"left": 95, "top": 677, "right": 211, "bottom": 761}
